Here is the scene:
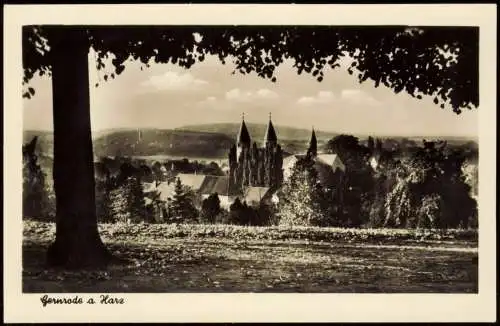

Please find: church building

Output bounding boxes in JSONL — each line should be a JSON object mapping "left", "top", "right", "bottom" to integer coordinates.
{"left": 145, "top": 114, "right": 347, "bottom": 216}
{"left": 228, "top": 114, "right": 284, "bottom": 193}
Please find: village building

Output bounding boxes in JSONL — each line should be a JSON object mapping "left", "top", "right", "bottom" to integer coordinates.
{"left": 242, "top": 186, "right": 278, "bottom": 207}
{"left": 145, "top": 173, "right": 240, "bottom": 212}
{"left": 367, "top": 150, "right": 395, "bottom": 172}
{"left": 368, "top": 153, "right": 381, "bottom": 171}
{"left": 282, "top": 128, "right": 345, "bottom": 188}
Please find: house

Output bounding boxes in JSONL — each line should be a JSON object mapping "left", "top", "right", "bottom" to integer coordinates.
{"left": 316, "top": 154, "right": 346, "bottom": 173}
{"left": 283, "top": 152, "right": 345, "bottom": 186}
{"left": 150, "top": 173, "right": 241, "bottom": 211}
{"left": 176, "top": 173, "right": 207, "bottom": 192}
{"left": 243, "top": 186, "right": 275, "bottom": 207}
{"left": 143, "top": 181, "right": 157, "bottom": 193}
{"left": 282, "top": 127, "right": 345, "bottom": 185}
{"left": 368, "top": 151, "right": 395, "bottom": 172}
{"left": 369, "top": 153, "right": 382, "bottom": 171}
{"left": 198, "top": 175, "right": 240, "bottom": 210}
{"left": 220, "top": 163, "right": 230, "bottom": 174}
{"left": 155, "top": 181, "right": 176, "bottom": 202}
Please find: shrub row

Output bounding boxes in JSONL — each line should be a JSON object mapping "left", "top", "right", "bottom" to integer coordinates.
{"left": 24, "top": 219, "right": 478, "bottom": 244}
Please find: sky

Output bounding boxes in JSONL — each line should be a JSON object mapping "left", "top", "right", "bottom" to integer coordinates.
{"left": 23, "top": 49, "right": 478, "bottom": 138}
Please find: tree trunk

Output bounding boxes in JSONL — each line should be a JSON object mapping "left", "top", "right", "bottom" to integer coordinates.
{"left": 46, "top": 27, "right": 112, "bottom": 268}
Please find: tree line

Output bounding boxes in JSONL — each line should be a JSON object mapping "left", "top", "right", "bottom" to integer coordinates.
{"left": 278, "top": 135, "right": 478, "bottom": 229}
{"left": 23, "top": 134, "right": 478, "bottom": 229}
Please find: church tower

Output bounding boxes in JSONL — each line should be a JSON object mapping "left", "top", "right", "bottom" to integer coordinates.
{"left": 263, "top": 113, "right": 277, "bottom": 148}
{"left": 236, "top": 113, "right": 251, "bottom": 161}
{"left": 307, "top": 127, "right": 318, "bottom": 157}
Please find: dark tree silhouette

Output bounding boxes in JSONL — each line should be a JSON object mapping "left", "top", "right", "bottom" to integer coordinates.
{"left": 200, "top": 193, "right": 221, "bottom": 224}
{"left": 367, "top": 136, "right": 375, "bottom": 154}
{"left": 22, "top": 25, "right": 478, "bottom": 268}
{"left": 42, "top": 28, "right": 112, "bottom": 268}
{"left": 23, "top": 136, "right": 53, "bottom": 220}
{"left": 169, "top": 178, "right": 198, "bottom": 223}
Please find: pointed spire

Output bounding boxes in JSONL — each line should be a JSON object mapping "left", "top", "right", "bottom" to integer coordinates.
{"left": 308, "top": 126, "right": 317, "bottom": 157}
{"left": 263, "top": 112, "right": 277, "bottom": 147}
{"left": 236, "top": 112, "right": 251, "bottom": 147}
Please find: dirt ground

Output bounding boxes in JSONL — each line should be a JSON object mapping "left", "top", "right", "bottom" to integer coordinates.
{"left": 23, "top": 234, "right": 478, "bottom": 293}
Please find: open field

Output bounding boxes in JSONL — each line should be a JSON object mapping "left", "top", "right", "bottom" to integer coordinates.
{"left": 23, "top": 220, "right": 478, "bottom": 293}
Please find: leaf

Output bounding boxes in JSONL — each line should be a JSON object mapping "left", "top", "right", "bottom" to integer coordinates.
{"left": 116, "top": 65, "right": 125, "bottom": 75}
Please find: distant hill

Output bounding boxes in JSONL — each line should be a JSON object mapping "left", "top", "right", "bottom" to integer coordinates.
{"left": 23, "top": 129, "right": 234, "bottom": 159}
{"left": 23, "top": 125, "right": 478, "bottom": 161}
{"left": 23, "top": 124, "right": 336, "bottom": 159}
{"left": 176, "top": 122, "right": 338, "bottom": 143}
{"left": 92, "top": 129, "right": 235, "bottom": 159}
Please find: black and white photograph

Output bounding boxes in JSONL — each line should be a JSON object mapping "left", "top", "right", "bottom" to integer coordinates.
{"left": 4, "top": 4, "right": 496, "bottom": 323}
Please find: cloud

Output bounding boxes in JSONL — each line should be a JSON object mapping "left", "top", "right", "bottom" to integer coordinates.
{"left": 340, "top": 89, "right": 361, "bottom": 98}
{"left": 297, "top": 96, "right": 317, "bottom": 105}
{"left": 225, "top": 88, "right": 253, "bottom": 102}
{"left": 255, "top": 88, "right": 279, "bottom": 99}
{"left": 341, "top": 89, "right": 381, "bottom": 106}
{"left": 297, "top": 90, "right": 336, "bottom": 106}
{"left": 140, "top": 71, "right": 208, "bottom": 92}
{"left": 196, "top": 95, "right": 218, "bottom": 107}
{"left": 196, "top": 95, "right": 235, "bottom": 111}
{"left": 225, "top": 88, "right": 279, "bottom": 102}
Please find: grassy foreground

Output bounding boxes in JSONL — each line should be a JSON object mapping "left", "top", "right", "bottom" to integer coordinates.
{"left": 23, "top": 219, "right": 478, "bottom": 293}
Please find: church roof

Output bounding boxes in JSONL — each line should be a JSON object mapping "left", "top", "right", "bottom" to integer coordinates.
{"left": 236, "top": 119, "right": 251, "bottom": 145}
{"left": 263, "top": 118, "right": 277, "bottom": 144}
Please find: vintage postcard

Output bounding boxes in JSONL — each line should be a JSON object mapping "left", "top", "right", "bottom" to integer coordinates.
{"left": 3, "top": 3, "right": 497, "bottom": 323}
